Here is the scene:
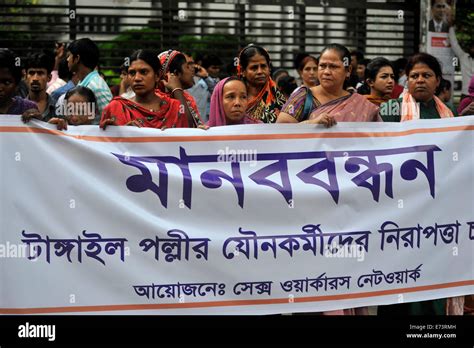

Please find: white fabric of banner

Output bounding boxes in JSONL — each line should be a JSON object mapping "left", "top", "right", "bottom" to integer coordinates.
{"left": 1, "top": 115, "right": 473, "bottom": 315}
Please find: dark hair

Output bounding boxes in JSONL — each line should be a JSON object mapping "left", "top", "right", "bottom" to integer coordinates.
{"left": 118, "top": 63, "right": 129, "bottom": 74}
{"left": 297, "top": 55, "right": 318, "bottom": 72}
{"left": 239, "top": 44, "right": 270, "bottom": 70}
{"left": 0, "top": 49, "right": 22, "bottom": 83}
{"left": 392, "top": 57, "right": 408, "bottom": 81}
{"left": 168, "top": 53, "right": 187, "bottom": 75}
{"left": 350, "top": 49, "right": 365, "bottom": 62}
{"left": 129, "top": 49, "right": 161, "bottom": 74}
{"left": 436, "top": 78, "right": 451, "bottom": 95}
{"left": 277, "top": 75, "right": 297, "bottom": 96}
{"left": 57, "top": 57, "right": 71, "bottom": 80}
{"left": 25, "top": 52, "right": 54, "bottom": 74}
{"left": 65, "top": 85, "right": 97, "bottom": 104}
{"left": 272, "top": 68, "right": 288, "bottom": 81}
{"left": 365, "top": 57, "right": 394, "bottom": 82}
{"left": 358, "top": 58, "right": 371, "bottom": 67}
{"left": 405, "top": 53, "right": 442, "bottom": 79}
{"left": 430, "top": 0, "right": 449, "bottom": 7}
{"left": 202, "top": 54, "right": 222, "bottom": 69}
{"left": 67, "top": 38, "right": 99, "bottom": 70}
{"left": 321, "top": 44, "right": 352, "bottom": 69}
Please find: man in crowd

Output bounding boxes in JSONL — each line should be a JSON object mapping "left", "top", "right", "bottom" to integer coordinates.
{"left": 63, "top": 38, "right": 112, "bottom": 123}
{"left": 25, "top": 52, "right": 56, "bottom": 121}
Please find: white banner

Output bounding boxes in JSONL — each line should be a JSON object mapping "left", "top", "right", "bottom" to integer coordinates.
{"left": 1, "top": 115, "right": 473, "bottom": 315}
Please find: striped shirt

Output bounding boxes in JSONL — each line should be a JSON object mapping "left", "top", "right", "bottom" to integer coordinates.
{"left": 78, "top": 70, "right": 112, "bottom": 123}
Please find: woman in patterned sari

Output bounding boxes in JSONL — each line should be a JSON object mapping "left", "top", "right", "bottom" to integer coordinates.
{"left": 277, "top": 43, "right": 380, "bottom": 315}
{"left": 237, "top": 44, "right": 286, "bottom": 123}
{"left": 277, "top": 43, "right": 380, "bottom": 125}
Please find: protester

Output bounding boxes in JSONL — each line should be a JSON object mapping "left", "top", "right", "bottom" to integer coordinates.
{"left": 278, "top": 43, "right": 380, "bottom": 124}
{"left": 100, "top": 49, "right": 190, "bottom": 130}
{"left": 157, "top": 49, "right": 203, "bottom": 127}
{"left": 208, "top": 77, "right": 258, "bottom": 126}
{"left": 380, "top": 52, "right": 457, "bottom": 122}
{"left": 379, "top": 54, "right": 459, "bottom": 316}
{"left": 48, "top": 86, "right": 97, "bottom": 130}
{"left": 64, "top": 38, "right": 112, "bottom": 122}
{"left": 457, "top": 75, "right": 474, "bottom": 116}
{"left": 23, "top": 52, "right": 56, "bottom": 121}
{"left": 237, "top": 44, "right": 286, "bottom": 123}
{"left": 0, "top": 49, "right": 38, "bottom": 115}
{"left": 364, "top": 57, "right": 395, "bottom": 106}
{"left": 296, "top": 54, "right": 318, "bottom": 88}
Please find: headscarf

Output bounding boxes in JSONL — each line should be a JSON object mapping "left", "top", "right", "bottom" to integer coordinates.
{"left": 401, "top": 92, "right": 453, "bottom": 121}
{"left": 158, "top": 49, "right": 182, "bottom": 77}
{"left": 208, "top": 77, "right": 259, "bottom": 127}
{"left": 457, "top": 75, "right": 474, "bottom": 115}
{"left": 157, "top": 49, "right": 203, "bottom": 126}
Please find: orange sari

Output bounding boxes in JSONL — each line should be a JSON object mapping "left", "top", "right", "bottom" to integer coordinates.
{"left": 246, "top": 78, "right": 286, "bottom": 123}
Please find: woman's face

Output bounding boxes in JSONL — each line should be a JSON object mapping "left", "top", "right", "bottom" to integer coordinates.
{"left": 222, "top": 80, "right": 248, "bottom": 125}
{"left": 0, "top": 68, "right": 17, "bottom": 106}
{"left": 407, "top": 63, "right": 440, "bottom": 103}
{"left": 369, "top": 66, "right": 395, "bottom": 97}
{"left": 243, "top": 53, "right": 269, "bottom": 88}
{"left": 65, "top": 94, "right": 94, "bottom": 125}
{"left": 356, "top": 64, "right": 366, "bottom": 80}
{"left": 317, "top": 49, "right": 351, "bottom": 93}
{"left": 128, "top": 59, "right": 159, "bottom": 96}
{"left": 300, "top": 60, "right": 318, "bottom": 87}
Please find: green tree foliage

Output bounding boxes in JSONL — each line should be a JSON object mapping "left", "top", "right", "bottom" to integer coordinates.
{"left": 455, "top": 0, "right": 473, "bottom": 51}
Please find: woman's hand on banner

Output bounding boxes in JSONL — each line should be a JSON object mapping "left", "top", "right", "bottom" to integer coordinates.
{"left": 100, "top": 116, "right": 116, "bottom": 130}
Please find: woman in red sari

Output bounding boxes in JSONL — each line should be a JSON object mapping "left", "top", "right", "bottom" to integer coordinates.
{"left": 100, "top": 49, "right": 188, "bottom": 130}
{"left": 157, "top": 49, "right": 203, "bottom": 127}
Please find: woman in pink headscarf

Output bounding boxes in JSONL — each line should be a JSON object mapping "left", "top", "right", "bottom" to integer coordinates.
{"left": 208, "top": 76, "right": 260, "bottom": 126}
{"left": 457, "top": 75, "right": 474, "bottom": 116}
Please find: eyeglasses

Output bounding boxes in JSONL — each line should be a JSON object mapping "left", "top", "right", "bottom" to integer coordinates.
{"left": 435, "top": 4, "right": 446, "bottom": 8}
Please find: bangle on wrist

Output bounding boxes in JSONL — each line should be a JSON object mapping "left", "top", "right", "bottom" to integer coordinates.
{"left": 171, "top": 87, "right": 183, "bottom": 95}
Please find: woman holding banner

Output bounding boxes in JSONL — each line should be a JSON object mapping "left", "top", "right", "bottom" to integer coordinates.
{"left": 276, "top": 43, "right": 380, "bottom": 125}
{"left": 100, "top": 49, "right": 190, "bottom": 130}
{"left": 379, "top": 52, "right": 461, "bottom": 315}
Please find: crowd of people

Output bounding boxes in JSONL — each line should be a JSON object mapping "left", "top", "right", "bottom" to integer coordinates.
{"left": 1, "top": 36, "right": 473, "bottom": 316}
